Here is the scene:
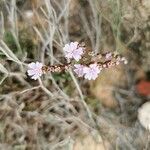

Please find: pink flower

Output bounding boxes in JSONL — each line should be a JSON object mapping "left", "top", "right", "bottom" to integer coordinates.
{"left": 27, "top": 62, "right": 43, "bottom": 80}
{"left": 83, "top": 64, "right": 101, "bottom": 80}
{"left": 74, "top": 64, "right": 85, "bottom": 77}
{"left": 63, "top": 42, "right": 84, "bottom": 61}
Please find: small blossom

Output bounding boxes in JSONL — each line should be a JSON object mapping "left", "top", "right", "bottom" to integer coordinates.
{"left": 74, "top": 64, "right": 85, "bottom": 77}
{"left": 27, "top": 62, "right": 43, "bottom": 80}
{"left": 63, "top": 42, "right": 84, "bottom": 61}
{"left": 83, "top": 63, "right": 101, "bottom": 80}
{"left": 121, "top": 57, "right": 128, "bottom": 64}
{"left": 105, "top": 52, "right": 112, "bottom": 60}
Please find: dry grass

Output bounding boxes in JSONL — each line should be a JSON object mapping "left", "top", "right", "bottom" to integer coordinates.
{"left": 0, "top": 0, "right": 150, "bottom": 150}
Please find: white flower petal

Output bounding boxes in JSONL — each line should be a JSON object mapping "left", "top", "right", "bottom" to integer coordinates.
{"left": 83, "top": 67, "right": 90, "bottom": 73}
{"left": 73, "top": 54, "right": 81, "bottom": 61}
{"left": 35, "top": 62, "right": 43, "bottom": 68}
{"left": 28, "top": 62, "right": 36, "bottom": 69}
{"left": 27, "top": 69, "right": 35, "bottom": 76}
{"left": 65, "top": 52, "right": 73, "bottom": 59}
{"left": 70, "top": 42, "right": 78, "bottom": 50}
{"left": 31, "top": 74, "right": 39, "bottom": 80}
{"left": 63, "top": 44, "right": 70, "bottom": 52}
{"left": 77, "top": 47, "right": 84, "bottom": 55}
{"left": 84, "top": 73, "right": 92, "bottom": 80}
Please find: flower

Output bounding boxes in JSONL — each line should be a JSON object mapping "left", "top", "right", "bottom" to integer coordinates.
{"left": 27, "top": 62, "right": 43, "bottom": 80}
{"left": 63, "top": 42, "right": 84, "bottom": 61}
{"left": 121, "top": 57, "right": 128, "bottom": 64}
{"left": 83, "top": 63, "right": 101, "bottom": 80}
{"left": 74, "top": 64, "right": 85, "bottom": 77}
{"left": 105, "top": 52, "right": 112, "bottom": 60}
{"left": 74, "top": 63, "right": 101, "bottom": 80}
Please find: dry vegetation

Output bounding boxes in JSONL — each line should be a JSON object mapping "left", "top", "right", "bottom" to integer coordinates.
{"left": 0, "top": 0, "right": 150, "bottom": 149}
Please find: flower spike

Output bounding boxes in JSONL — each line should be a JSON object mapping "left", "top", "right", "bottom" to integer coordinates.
{"left": 27, "top": 42, "right": 127, "bottom": 81}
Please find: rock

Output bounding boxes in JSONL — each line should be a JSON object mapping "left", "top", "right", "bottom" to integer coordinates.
{"left": 138, "top": 102, "right": 150, "bottom": 130}
{"left": 90, "top": 66, "right": 126, "bottom": 108}
{"left": 73, "top": 134, "right": 109, "bottom": 150}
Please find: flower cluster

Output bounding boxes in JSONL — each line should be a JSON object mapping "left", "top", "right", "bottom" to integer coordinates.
{"left": 27, "top": 42, "right": 127, "bottom": 80}
{"left": 74, "top": 64, "right": 101, "bottom": 80}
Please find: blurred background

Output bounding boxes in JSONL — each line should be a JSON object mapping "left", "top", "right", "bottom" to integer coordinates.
{"left": 0, "top": 0, "right": 150, "bottom": 149}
